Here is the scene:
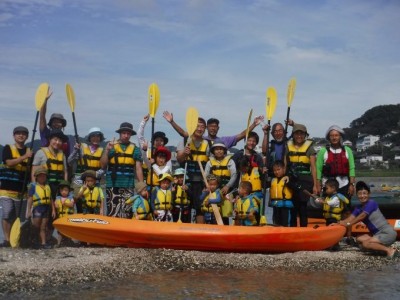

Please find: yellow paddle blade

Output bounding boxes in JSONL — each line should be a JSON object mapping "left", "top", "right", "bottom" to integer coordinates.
{"left": 266, "top": 87, "right": 277, "bottom": 121}
{"left": 245, "top": 108, "right": 253, "bottom": 141}
{"left": 259, "top": 215, "right": 267, "bottom": 226}
{"left": 148, "top": 83, "right": 160, "bottom": 118}
{"left": 35, "top": 82, "right": 49, "bottom": 111}
{"left": 66, "top": 83, "right": 76, "bottom": 112}
{"left": 10, "top": 217, "right": 21, "bottom": 248}
{"left": 287, "top": 77, "right": 296, "bottom": 107}
{"left": 185, "top": 107, "right": 199, "bottom": 136}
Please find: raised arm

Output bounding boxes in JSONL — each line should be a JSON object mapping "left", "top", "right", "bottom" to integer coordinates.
{"left": 234, "top": 115, "right": 264, "bottom": 143}
{"left": 163, "top": 111, "right": 188, "bottom": 138}
{"left": 39, "top": 88, "right": 53, "bottom": 132}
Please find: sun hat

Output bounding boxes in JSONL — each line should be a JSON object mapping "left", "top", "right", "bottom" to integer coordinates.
{"left": 152, "top": 131, "right": 168, "bottom": 145}
{"left": 173, "top": 168, "right": 189, "bottom": 179}
{"left": 87, "top": 127, "right": 105, "bottom": 142}
{"left": 47, "top": 129, "right": 68, "bottom": 143}
{"left": 81, "top": 170, "right": 97, "bottom": 181}
{"left": 158, "top": 173, "right": 173, "bottom": 182}
{"left": 115, "top": 122, "right": 136, "bottom": 135}
{"left": 154, "top": 146, "right": 171, "bottom": 161}
{"left": 211, "top": 140, "right": 227, "bottom": 154}
{"left": 58, "top": 180, "right": 71, "bottom": 189}
{"left": 292, "top": 123, "right": 307, "bottom": 134}
{"left": 48, "top": 113, "right": 67, "bottom": 127}
{"left": 13, "top": 126, "right": 29, "bottom": 135}
{"left": 135, "top": 181, "right": 147, "bottom": 193}
{"left": 325, "top": 125, "right": 345, "bottom": 140}
{"left": 34, "top": 167, "right": 48, "bottom": 177}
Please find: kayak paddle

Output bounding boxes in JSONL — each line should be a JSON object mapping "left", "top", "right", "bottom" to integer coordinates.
{"left": 148, "top": 83, "right": 160, "bottom": 189}
{"left": 66, "top": 83, "right": 80, "bottom": 144}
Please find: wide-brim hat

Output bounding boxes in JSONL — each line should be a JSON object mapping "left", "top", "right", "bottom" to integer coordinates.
{"left": 292, "top": 123, "right": 308, "bottom": 134}
{"left": 81, "top": 170, "right": 97, "bottom": 181}
{"left": 13, "top": 126, "right": 29, "bottom": 136}
{"left": 158, "top": 173, "right": 173, "bottom": 182}
{"left": 116, "top": 122, "right": 136, "bottom": 135}
{"left": 152, "top": 131, "right": 168, "bottom": 145}
{"left": 211, "top": 142, "right": 227, "bottom": 154}
{"left": 48, "top": 113, "right": 67, "bottom": 127}
{"left": 173, "top": 168, "right": 189, "bottom": 180}
{"left": 34, "top": 167, "right": 48, "bottom": 177}
{"left": 47, "top": 129, "right": 68, "bottom": 143}
{"left": 135, "top": 181, "right": 147, "bottom": 193}
{"left": 154, "top": 146, "right": 171, "bottom": 162}
{"left": 87, "top": 127, "right": 105, "bottom": 142}
{"left": 325, "top": 125, "right": 345, "bottom": 140}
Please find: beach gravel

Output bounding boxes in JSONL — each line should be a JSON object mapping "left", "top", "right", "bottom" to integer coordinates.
{"left": 0, "top": 240, "right": 399, "bottom": 295}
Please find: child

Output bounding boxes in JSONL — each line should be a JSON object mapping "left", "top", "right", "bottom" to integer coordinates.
{"left": 171, "top": 168, "right": 191, "bottom": 223}
{"left": 54, "top": 180, "right": 75, "bottom": 246}
{"left": 270, "top": 160, "right": 293, "bottom": 227}
{"left": 316, "top": 178, "right": 349, "bottom": 225}
{"left": 199, "top": 174, "right": 223, "bottom": 225}
{"left": 144, "top": 146, "right": 172, "bottom": 187}
{"left": 234, "top": 181, "right": 259, "bottom": 226}
{"left": 125, "top": 181, "right": 152, "bottom": 220}
{"left": 26, "top": 167, "right": 55, "bottom": 249}
{"left": 338, "top": 181, "right": 398, "bottom": 258}
{"left": 151, "top": 173, "right": 174, "bottom": 222}
{"left": 76, "top": 170, "right": 104, "bottom": 215}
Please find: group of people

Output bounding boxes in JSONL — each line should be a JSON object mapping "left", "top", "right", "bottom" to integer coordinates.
{"left": 0, "top": 88, "right": 398, "bottom": 258}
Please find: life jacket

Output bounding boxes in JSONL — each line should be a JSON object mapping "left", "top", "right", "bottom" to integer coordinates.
{"left": 146, "top": 165, "right": 170, "bottom": 186}
{"left": 322, "top": 193, "right": 350, "bottom": 221}
{"left": 287, "top": 140, "right": 313, "bottom": 175}
{"left": 81, "top": 187, "right": 102, "bottom": 208}
{"left": 322, "top": 146, "right": 349, "bottom": 177}
{"left": 241, "top": 167, "right": 262, "bottom": 192}
{"left": 76, "top": 143, "right": 103, "bottom": 173}
{"left": 55, "top": 196, "right": 74, "bottom": 217}
{"left": 41, "top": 147, "right": 65, "bottom": 183}
{"left": 108, "top": 143, "right": 136, "bottom": 178}
{"left": 152, "top": 187, "right": 173, "bottom": 210}
{"left": 174, "top": 185, "right": 190, "bottom": 206}
{"left": 185, "top": 140, "right": 209, "bottom": 180}
{"left": 201, "top": 191, "right": 222, "bottom": 213}
{"left": 32, "top": 183, "right": 52, "bottom": 207}
{"left": 235, "top": 195, "right": 259, "bottom": 226}
{"left": 142, "top": 149, "right": 152, "bottom": 182}
{"left": 128, "top": 195, "right": 151, "bottom": 220}
{"left": 209, "top": 155, "right": 232, "bottom": 187}
{"left": 270, "top": 177, "right": 293, "bottom": 200}
{"left": 0, "top": 145, "right": 29, "bottom": 183}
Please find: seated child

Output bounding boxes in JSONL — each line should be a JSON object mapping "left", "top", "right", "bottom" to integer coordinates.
{"left": 234, "top": 181, "right": 259, "bottom": 226}
{"left": 26, "top": 167, "right": 55, "bottom": 249}
{"left": 199, "top": 174, "right": 223, "bottom": 225}
{"left": 151, "top": 173, "right": 174, "bottom": 222}
{"left": 270, "top": 160, "right": 293, "bottom": 227}
{"left": 171, "top": 168, "right": 191, "bottom": 223}
{"left": 76, "top": 170, "right": 104, "bottom": 215}
{"left": 54, "top": 180, "right": 75, "bottom": 246}
{"left": 125, "top": 181, "right": 152, "bottom": 220}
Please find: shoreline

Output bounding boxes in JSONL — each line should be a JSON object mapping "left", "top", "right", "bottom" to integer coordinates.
{"left": 1, "top": 241, "right": 399, "bottom": 295}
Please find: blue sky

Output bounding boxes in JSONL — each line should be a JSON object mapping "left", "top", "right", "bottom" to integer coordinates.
{"left": 1, "top": 0, "right": 399, "bottom": 147}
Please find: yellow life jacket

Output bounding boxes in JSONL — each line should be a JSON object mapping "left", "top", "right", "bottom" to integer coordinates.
{"left": 129, "top": 195, "right": 152, "bottom": 220}
{"left": 322, "top": 193, "right": 349, "bottom": 221}
{"left": 142, "top": 149, "right": 151, "bottom": 180}
{"left": 209, "top": 155, "right": 232, "bottom": 186}
{"left": 270, "top": 177, "right": 293, "bottom": 200}
{"left": 32, "top": 183, "right": 51, "bottom": 207}
{"left": 186, "top": 140, "right": 209, "bottom": 180}
{"left": 235, "top": 195, "right": 259, "bottom": 226}
{"left": 241, "top": 167, "right": 262, "bottom": 192}
{"left": 153, "top": 188, "right": 173, "bottom": 210}
{"left": 81, "top": 187, "right": 103, "bottom": 208}
{"left": 77, "top": 143, "right": 103, "bottom": 173}
{"left": 201, "top": 191, "right": 222, "bottom": 213}
{"left": 55, "top": 196, "right": 74, "bottom": 217}
{"left": 0, "top": 145, "right": 29, "bottom": 182}
{"left": 108, "top": 143, "right": 136, "bottom": 175}
{"left": 146, "top": 165, "right": 170, "bottom": 186}
{"left": 41, "top": 147, "right": 65, "bottom": 183}
{"left": 287, "top": 140, "right": 313, "bottom": 175}
{"left": 174, "top": 185, "right": 190, "bottom": 206}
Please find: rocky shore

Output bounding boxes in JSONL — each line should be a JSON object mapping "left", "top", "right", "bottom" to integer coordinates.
{"left": 1, "top": 240, "right": 399, "bottom": 296}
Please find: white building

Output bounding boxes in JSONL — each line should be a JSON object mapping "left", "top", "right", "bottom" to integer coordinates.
{"left": 356, "top": 135, "right": 380, "bottom": 151}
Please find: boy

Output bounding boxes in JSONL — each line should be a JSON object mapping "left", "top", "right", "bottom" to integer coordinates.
{"left": 171, "top": 168, "right": 191, "bottom": 223}
{"left": 76, "top": 170, "right": 104, "bottom": 215}
{"left": 234, "top": 181, "right": 259, "bottom": 226}
{"left": 26, "top": 167, "right": 55, "bottom": 249}
{"left": 125, "top": 181, "right": 152, "bottom": 220}
{"left": 199, "top": 174, "right": 223, "bottom": 225}
{"left": 270, "top": 160, "right": 293, "bottom": 227}
{"left": 151, "top": 173, "right": 174, "bottom": 222}
{"left": 54, "top": 180, "right": 74, "bottom": 246}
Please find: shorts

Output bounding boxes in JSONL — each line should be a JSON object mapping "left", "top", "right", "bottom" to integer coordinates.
{"left": 32, "top": 205, "right": 51, "bottom": 219}
{"left": 1, "top": 196, "right": 25, "bottom": 221}
{"left": 374, "top": 226, "right": 397, "bottom": 246}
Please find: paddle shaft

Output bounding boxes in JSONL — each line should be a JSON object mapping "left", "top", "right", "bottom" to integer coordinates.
{"left": 284, "top": 106, "right": 291, "bottom": 138}
{"left": 261, "top": 120, "right": 272, "bottom": 217}
{"left": 149, "top": 117, "right": 155, "bottom": 188}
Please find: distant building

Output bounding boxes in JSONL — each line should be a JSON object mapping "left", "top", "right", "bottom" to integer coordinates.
{"left": 356, "top": 135, "right": 380, "bottom": 152}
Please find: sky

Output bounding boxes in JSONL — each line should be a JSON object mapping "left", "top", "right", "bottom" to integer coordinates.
{"left": 1, "top": 0, "right": 399, "bottom": 148}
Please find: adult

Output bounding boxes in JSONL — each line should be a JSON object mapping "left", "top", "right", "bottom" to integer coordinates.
{"left": 338, "top": 181, "right": 398, "bottom": 258}
{"left": 262, "top": 122, "right": 286, "bottom": 177}
{"left": 162, "top": 111, "right": 264, "bottom": 148}
{"left": 0, "top": 126, "right": 32, "bottom": 247}
{"left": 39, "top": 88, "right": 72, "bottom": 155}
{"left": 316, "top": 125, "right": 356, "bottom": 199}
{"left": 100, "top": 122, "right": 143, "bottom": 218}
{"left": 176, "top": 117, "right": 210, "bottom": 223}
{"left": 286, "top": 123, "right": 317, "bottom": 227}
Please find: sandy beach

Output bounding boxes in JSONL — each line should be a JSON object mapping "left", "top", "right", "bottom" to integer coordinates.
{"left": 1, "top": 240, "right": 399, "bottom": 296}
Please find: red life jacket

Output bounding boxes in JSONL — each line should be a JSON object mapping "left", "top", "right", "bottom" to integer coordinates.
{"left": 323, "top": 146, "right": 349, "bottom": 177}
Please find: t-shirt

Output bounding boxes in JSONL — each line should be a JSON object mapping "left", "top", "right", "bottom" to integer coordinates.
{"left": 1, "top": 144, "right": 29, "bottom": 192}
{"left": 203, "top": 135, "right": 237, "bottom": 149}
{"left": 352, "top": 200, "right": 388, "bottom": 235}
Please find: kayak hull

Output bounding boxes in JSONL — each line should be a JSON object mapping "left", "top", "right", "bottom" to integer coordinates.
{"left": 54, "top": 214, "right": 346, "bottom": 253}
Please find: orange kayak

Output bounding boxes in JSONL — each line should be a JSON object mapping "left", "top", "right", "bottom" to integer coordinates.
{"left": 307, "top": 218, "right": 400, "bottom": 240}
{"left": 54, "top": 214, "right": 346, "bottom": 253}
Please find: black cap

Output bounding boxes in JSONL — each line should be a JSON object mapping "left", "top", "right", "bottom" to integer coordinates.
{"left": 13, "top": 126, "right": 29, "bottom": 135}
{"left": 152, "top": 131, "right": 168, "bottom": 145}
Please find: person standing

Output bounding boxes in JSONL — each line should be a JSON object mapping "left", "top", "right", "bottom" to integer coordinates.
{"left": 100, "top": 122, "right": 143, "bottom": 218}
{"left": 0, "top": 126, "right": 32, "bottom": 247}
